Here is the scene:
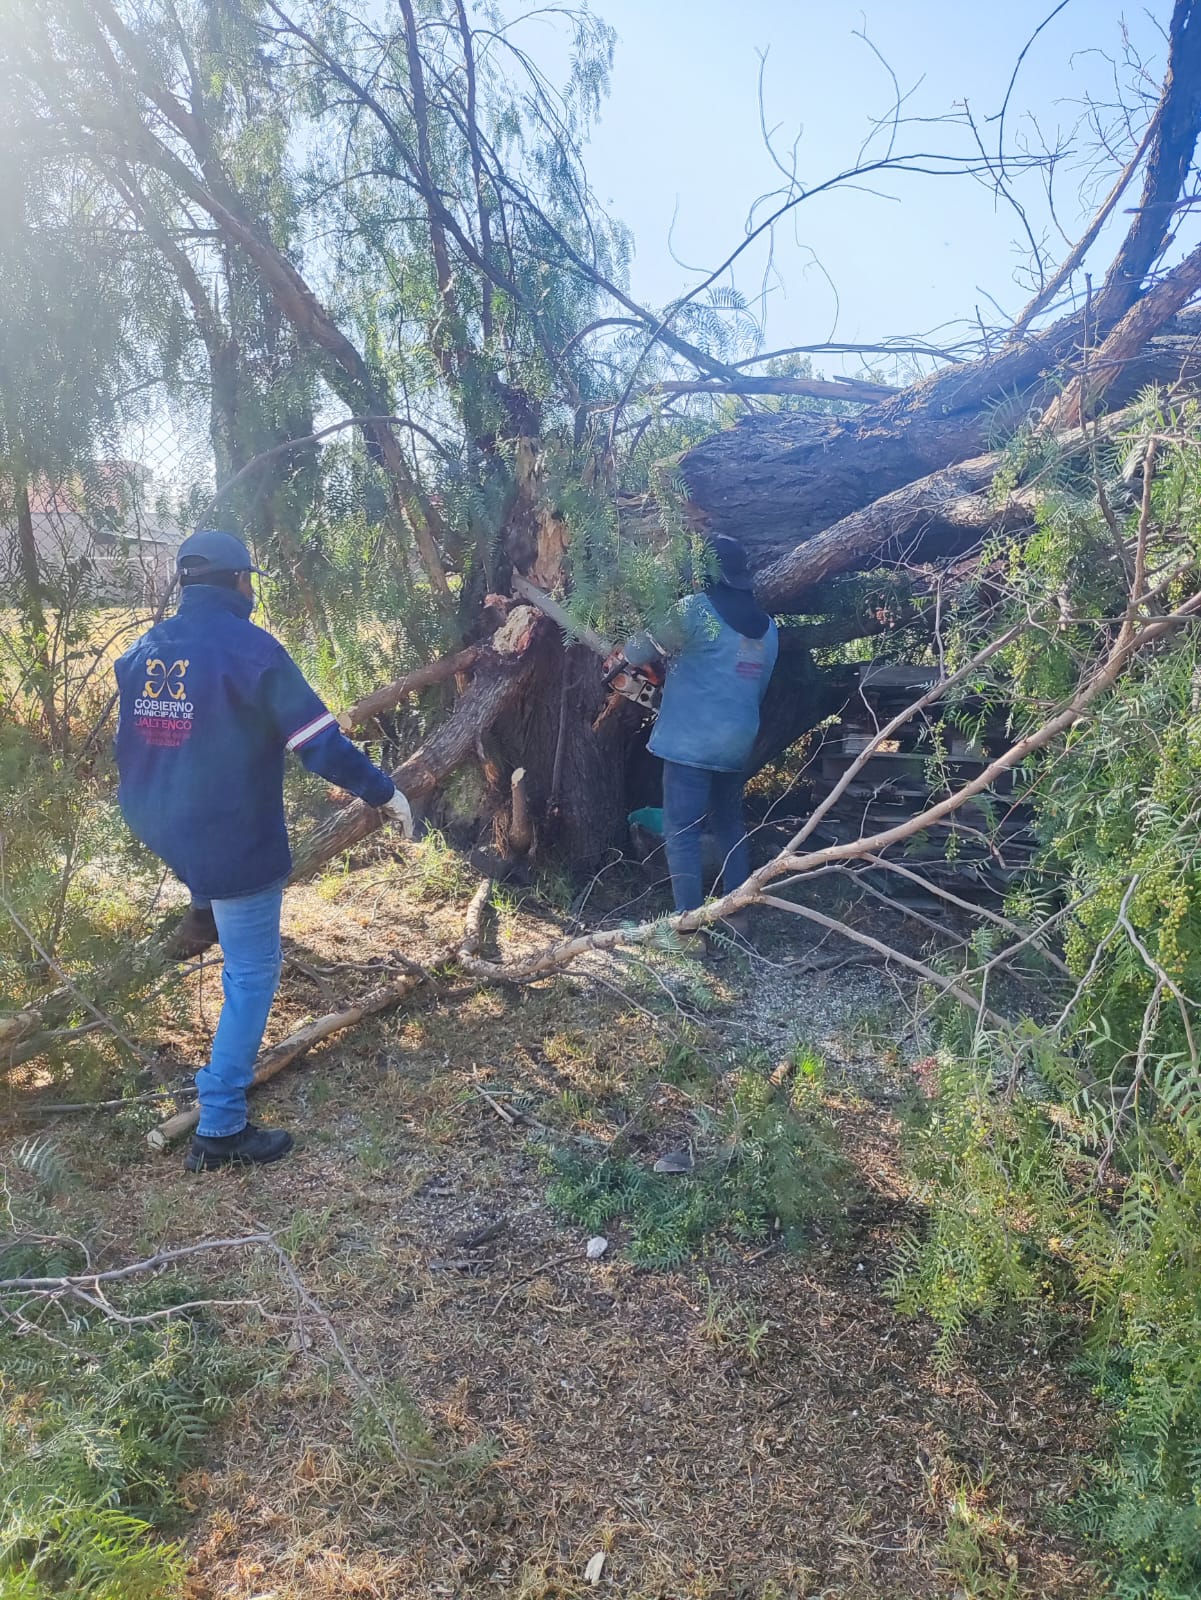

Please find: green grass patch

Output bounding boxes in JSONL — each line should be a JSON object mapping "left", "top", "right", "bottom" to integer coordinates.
{"left": 0, "top": 1252, "right": 268, "bottom": 1599}
{"left": 545, "top": 1047, "right": 851, "bottom": 1267}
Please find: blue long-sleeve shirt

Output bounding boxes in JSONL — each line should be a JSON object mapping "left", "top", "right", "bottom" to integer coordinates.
{"left": 114, "top": 583, "right": 394, "bottom": 900}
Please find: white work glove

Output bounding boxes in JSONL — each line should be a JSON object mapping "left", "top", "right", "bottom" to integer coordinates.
{"left": 379, "top": 787, "right": 414, "bottom": 839}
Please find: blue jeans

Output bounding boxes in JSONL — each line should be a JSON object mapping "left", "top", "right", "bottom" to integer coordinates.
{"left": 661, "top": 760, "right": 751, "bottom": 914}
{"left": 194, "top": 885, "right": 284, "bottom": 1138}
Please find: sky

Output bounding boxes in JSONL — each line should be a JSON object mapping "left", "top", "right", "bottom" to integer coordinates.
{"left": 513, "top": 0, "right": 1183, "bottom": 378}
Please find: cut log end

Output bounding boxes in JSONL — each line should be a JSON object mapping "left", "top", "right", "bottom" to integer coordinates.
{"left": 508, "top": 766, "right": 533, "bottom": 857}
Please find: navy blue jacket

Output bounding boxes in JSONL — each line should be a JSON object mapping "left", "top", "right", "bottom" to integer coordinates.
{"left": 114, "top": 584, "right": 395, "bottom": 900}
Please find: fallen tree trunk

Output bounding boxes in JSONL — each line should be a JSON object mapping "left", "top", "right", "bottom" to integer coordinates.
{"left": 753, "top": 408, "right": 1136, "bottom": 607}
{"left": 339, "top": 644, "right": 485, "bottom": 733}
{"left": 754, "top": 456, "right": 1034, "bottom": 607}
{"left": 675, "top": 317, "right": 1201, "bottom": 602}
{"left": 291, "top": 617, "right": 546, "bottom": 880}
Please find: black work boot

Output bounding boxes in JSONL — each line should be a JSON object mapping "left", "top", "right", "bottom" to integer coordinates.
{"left": 185, "top": 1122, "right": 294, "bottom": 1172}
{"left": 165, "top": 905, "right": 219, "bottom": 961}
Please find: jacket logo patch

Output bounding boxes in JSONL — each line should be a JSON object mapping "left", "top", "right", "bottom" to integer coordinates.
{"left": 144, "top": 657, "right": 189, "bottom": 699}
{"left": 134, "top": 657, "right": 194, "bottom": 748}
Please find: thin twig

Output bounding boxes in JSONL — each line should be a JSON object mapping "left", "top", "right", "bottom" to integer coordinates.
{"left": 0, "top": 1229, "right": 445, "bottom": 1468}
{"left": 0, "top": 892, "right": 149, "bottom": 1065}
{"left": 757, "top": 895, "right": 1006, "bottom": 1025}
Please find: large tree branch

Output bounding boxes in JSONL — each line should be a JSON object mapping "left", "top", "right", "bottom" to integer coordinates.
{"left": 752, "top": 457, "right": 1031, "bottom": 608}
{"left": 339, "top": 645, "right": 485, "bottom": 733}
{"left": 1046, "top": 241, "right": 1201, "bottom": 428}
{"left": 757, "top": 894, "right": 1006, "bottom": 1025}
{"left": 639, "top": 375, "right": 895, "bottom": 405}
{"left": 751, "top": 407, "right": 1146, "bottom": 608}
{"left": 1009, "top": 105, "right": 1162, "bottom": 338}
{"left": 289, "top": 617, "right": 547, "bottom": 879}
{"left": 397, "top": 0, "right": 458, "bottom": 379}
{"left": 1091, "top": 0, "right": 1201, "bottom": 323}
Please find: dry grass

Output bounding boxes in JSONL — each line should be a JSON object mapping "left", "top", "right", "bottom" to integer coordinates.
{"left": 4, "top": 848, "right": 1101, "bottom": 1599}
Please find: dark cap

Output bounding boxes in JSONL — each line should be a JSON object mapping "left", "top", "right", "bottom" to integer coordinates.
{"left": 176, "top": 528, "right": 264, "bottom": 578}
{"left": 713, "top": 534, "right": 754, "bottom": 590}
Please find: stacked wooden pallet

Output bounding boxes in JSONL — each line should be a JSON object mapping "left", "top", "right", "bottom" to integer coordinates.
{"left": 794, "top": 661, "right": 1037, "bottom": 902}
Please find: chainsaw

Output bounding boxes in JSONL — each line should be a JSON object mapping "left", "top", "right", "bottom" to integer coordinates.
{"left": 596, "top": 648, "right": 665, "bottom": 726}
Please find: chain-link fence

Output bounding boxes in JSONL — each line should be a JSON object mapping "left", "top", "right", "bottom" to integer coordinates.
{"left": 0, "top": 392, "right": 214, "bottom": 608}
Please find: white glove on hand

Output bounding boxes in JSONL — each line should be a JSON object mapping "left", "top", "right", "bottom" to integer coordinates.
{"left": 379, "top": 787, "right": 414, "bottom": 839}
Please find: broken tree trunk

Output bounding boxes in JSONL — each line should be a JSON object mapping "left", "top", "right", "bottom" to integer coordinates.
{"left": 674, "top": 316, "right": 1201, "bottom": 604}
{"left": 291, "top": 614, "right": 546, "bottom": 880}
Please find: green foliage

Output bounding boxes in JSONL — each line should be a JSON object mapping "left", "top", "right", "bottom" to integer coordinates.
{"left": 894, "top": 406, "right": 1201, "bottom": 1598}
{"left": 546, "top": 1049, "right": 850, "bottom": 1266}
{"left": 0, "top": 1259, "right": 259, "bottom": 1599}
{"left": 897, "top": 1039, "right": 1201, "bottom": 1599}
{"left": 890, "top": 1050, "right": 1070, "bottom": 1361}
{"left": 12, "top": 1135, "right": 72, "bottom": 1197}
{"left": 408, "top": 828, "right": 479, "bottom": 904}
{"left": 695, "top": 1273, "right": 770, "bottom": 1360}
{"left": 0, "top": 716, "right": 171, "bottom": 1085}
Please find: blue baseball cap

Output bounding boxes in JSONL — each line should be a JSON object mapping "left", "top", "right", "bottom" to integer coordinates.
{"left": 713, "top": 534, "right": 754, "bottom": 590}
{"left": 176, "top": 528, "right": 265, "bottom": 578}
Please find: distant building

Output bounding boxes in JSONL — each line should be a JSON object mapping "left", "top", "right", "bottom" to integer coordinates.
{"left": 1, "top": 464, "right": 183, "bottom": 604}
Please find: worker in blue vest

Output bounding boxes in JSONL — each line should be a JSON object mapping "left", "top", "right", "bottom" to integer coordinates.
{"left": 623, "top": 535, "right": 778, "bottom": 943}
{"left": 114, "top": 529, "right": 412, "bottom": 1171}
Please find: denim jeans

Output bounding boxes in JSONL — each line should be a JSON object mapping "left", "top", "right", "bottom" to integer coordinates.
{"left": 661, "top": 760, "right": 750, "bottom": 914}
{"left": 194, "top": 885, "right": 284, "bottom": 1138}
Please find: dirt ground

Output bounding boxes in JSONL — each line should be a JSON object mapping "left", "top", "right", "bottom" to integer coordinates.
{"left": 12, "top": 845, "right": 1102, "bottom": 1599}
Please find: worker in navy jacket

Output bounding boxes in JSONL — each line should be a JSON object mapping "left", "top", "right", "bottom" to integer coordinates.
{"left": 115, "top": 529, "right": 413, "bottom": 1171}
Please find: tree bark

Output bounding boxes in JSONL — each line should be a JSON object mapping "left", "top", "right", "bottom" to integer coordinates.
{"left": 508, "top": 767, "right": 533, "bottom": 856}
{"left": 490, "top": 638, "right": 632, "bottom": 867}
{"left": 1046, "top": 243, "right": 1201, "bottom": 428}
{"left": 752, "top": 405, "right": 1146, "bottom": 608}
{"left": 753, "top": 452, "right": 1038, "bottom": 608}
{"left": 676, "top": 316, "right": 1201, "bottom": 599}
{"left": 290, "top": 627, "right": 545, "bottom": 880}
